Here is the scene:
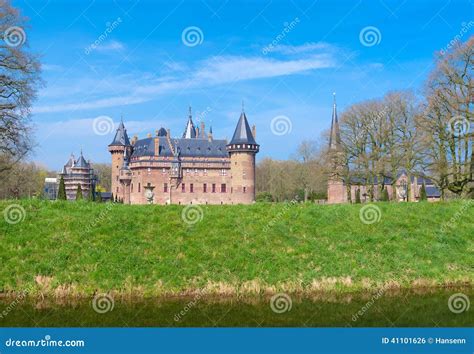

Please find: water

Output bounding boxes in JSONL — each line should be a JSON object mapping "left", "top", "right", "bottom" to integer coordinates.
{"left": 0, "top": 288, "right": 471, "bottom": 327}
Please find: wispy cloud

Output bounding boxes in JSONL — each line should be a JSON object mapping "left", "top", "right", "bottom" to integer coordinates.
{"left": 270, "top": 42, "right": 334, "bottom": 55}
{"left": 95, "top": 40, "right": 125, "bottom": 52}
{"left": 34, "top": 49, "right": 337, "bottom": 114}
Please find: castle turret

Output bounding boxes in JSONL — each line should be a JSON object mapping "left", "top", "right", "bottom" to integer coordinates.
{"left": 119, "top": 149, "right": 132, "bottom": 204}
{"left": 108, "top": 118, "right": 131, "bottom": 199}
{"left": 327, "top": 93, "right": 347, "bottom": 204}
{"left": 226, "top": 108, "right": 259, "bottom": 204}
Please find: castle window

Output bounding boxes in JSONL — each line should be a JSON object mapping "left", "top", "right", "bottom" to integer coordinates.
{"left": 221, "top": 169, "right": 226, "bottom": 176}
{"left": 212, "top": 184, "right": 216, "bottom": 193}
{"left": 243, "top": 186, "right": 247, "bottom": 193}
{"left": 243, "top": 171, "right": 246, "bottom": 178}
{"left": 204, "top": 169, "right": 207, "bottom": 175}
{"left": 164, "top": 183, "right": 168, "bottom": 193}
{"left": 190, "top": 183, "right": 194, "bottom": 193}
{"left": 162, "top": 168, "right": 166, "bottom": 174}
{"left": 195, "top": 168, "right": 198, "bottom": 174}
{"left": 187, "top": 169, "right": 190, "bottom": 175}
{"left": 182, "top": 183, "right": 185, "bottom": 193}
{"left": 203, "top": 183, "right": 207, "bottom": 193}
{"left": 138, "top": 183, "right": 141, "bottom": 192}
{"left": 221, "top": 184, "right": 226, "bottom": 193}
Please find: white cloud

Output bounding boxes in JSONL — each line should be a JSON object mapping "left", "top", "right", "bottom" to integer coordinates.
{"left": 33, "top": 50, "right": 337, "bottom": 114}
{"left": 270, "top": 42, "right": 334, "bottom": 55}
{"left": 95, "top": 40, "right": 125, "bottom": 52}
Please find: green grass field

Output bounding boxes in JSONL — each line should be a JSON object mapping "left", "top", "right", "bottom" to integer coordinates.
{"left": 0, "top": 199, "right": 472, "bottom": 297}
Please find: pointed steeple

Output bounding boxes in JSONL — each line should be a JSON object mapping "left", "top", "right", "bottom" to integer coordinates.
{"left": 182, "top": 106, "right": 197, "bottom": 139}
{"left": 329, "top": 92, "right": 341, "bottom": 150}
{"left": 75, "top": 149, "right": 89, "bottom": 168}
{"left": 229, "top": 111, "right": 257, "bottom": 145}
{"left": 109, "top": 118, "right": 131, "bottom": 146}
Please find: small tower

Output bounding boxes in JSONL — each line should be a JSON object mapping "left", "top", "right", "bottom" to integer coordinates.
{"left": 108, "top": 118, "right": 131, "bottom": 199}
{"left": 182, "top": 107, "right": 197, "bottom": 139}
{"left": 226, "top": 106, "right": 259, "bottom": 204}
{"left": 119, "top": 149, "right": 132, "bottom": 204}
{"left": 327, "top": 93, "right": 347, "bottom": 204}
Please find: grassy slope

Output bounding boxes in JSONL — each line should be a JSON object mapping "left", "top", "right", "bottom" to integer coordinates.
{"left": 0, "top": 200, "right": 472, "bottom": 296}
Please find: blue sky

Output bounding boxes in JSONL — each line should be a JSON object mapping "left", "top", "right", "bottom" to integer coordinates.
{"left": 15, "top": 0, "right": 473, "bottom": 170}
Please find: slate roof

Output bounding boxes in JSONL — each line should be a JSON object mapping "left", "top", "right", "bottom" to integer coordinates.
{"left": 182, "top": 109, "right": 197, "bottom": 139}
{"left": 426, "top": 186, "right": 441, "bottom": 198}
{"left": 109, "top": 120, "right": 131, "bottom": 146}
{"left": 157, "top": 127, "right": 167, "bottom": 136}
{"left": 131, "top": 137, "right": 229, "bottom": 158}
{"left": 229, "top": 112, "right": 257, "bottom": 145}
{"left": 75, "top": 153, "right": 90, "bottom": 168}
{"left": 329, "top": 93, "right": 341, "bottom": 149}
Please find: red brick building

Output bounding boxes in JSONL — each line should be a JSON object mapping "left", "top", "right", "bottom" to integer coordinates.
{"left": 109, "top": 108, "right": 259, "bottom": 204}
{"left": 327, "top": 95, "right": 441, "bottom": 203}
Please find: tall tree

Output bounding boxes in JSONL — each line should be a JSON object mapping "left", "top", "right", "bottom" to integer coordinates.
{"left": 57, "top": 176, "right": 66, "bottom": 200}
{"left": 0, "top": 0, "right": 42, "bottom": 173}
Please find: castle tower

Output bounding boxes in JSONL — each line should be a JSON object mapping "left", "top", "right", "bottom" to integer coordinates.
{"left": 119, "top": 149, "right": 132, "bottom": 204}
{"left": 108, "top": 118, "right": 131, "bottom": 200}
{"left": 327, "top": 93, "right": 347, "bottom": 204}
{"left": 226, "top": 108, "right": 259, "bottom": 204}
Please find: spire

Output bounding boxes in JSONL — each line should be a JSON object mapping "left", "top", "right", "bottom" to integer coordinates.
{"left": 182, "top": 107, "right": 197, "bottom": 139}
{"left": 109, "top": 118, "right": 131, "bottom": 146}
{"left": 329, "top": 92, "right": 341, "bottom": 150}
{"left": 229, "top": 110, "right": 257, "bottom": 145}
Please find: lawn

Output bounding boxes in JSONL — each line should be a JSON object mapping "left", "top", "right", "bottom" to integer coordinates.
{"left": 0, "top": 199, "right": 472, "bottom": 297}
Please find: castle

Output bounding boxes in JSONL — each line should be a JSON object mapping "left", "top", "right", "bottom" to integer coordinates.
{"left": 327, "top": 94, "right": 441, "bottom": 203}
{"left": 108, "top": 108, "right": 259, "bottom": 205}
{"left": 57, "top": 151, "right": 97, "bottom": 200}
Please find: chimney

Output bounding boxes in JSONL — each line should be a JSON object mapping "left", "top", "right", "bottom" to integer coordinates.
{"left": 196, "top": 127, "right": 200, "bottom": 137}
{"left": 167, "top": 128, "right": 171, "bottom": 137}
{"left": 208, "top": 132, "right": 213, "bottom": 142}
{"left": 252, "top": 125, "right": 256, "bottom": 139}
{"left": 131, "top": 135, "right": 138, "bottom": 145}
{"left": 154, "top": 137, "right": 160, "bottom": 157}
{"left": 200, "top": 122, "right": 205, "bottom": 137}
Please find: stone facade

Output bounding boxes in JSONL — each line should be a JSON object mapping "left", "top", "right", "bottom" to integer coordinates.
{"left": 109, "top": 109, "right": 259, "bottom": 205}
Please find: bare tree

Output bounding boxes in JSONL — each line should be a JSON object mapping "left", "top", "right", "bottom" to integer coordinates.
{"left": 0, "top": 0, "right": 42, "bottom": 173}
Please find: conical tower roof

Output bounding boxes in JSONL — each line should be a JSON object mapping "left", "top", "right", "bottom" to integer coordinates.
{"left": 229, "top": 111, "right": 257, "bottom": 145}
{"left": 182, "top": 107, "right": 197, "bottom": 139}
{"left": 109, "top": 119, "right": 131, "bottom": 146}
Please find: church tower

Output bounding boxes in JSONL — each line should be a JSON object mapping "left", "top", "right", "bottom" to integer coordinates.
{"left": 327, "top": 93, "right": 347, "bottom": 204}
{"left": 108, "top": 119, "right": 131, "bottom": 200}
{"left": 226, "top": 108, "right": 259, "bottom": 204}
